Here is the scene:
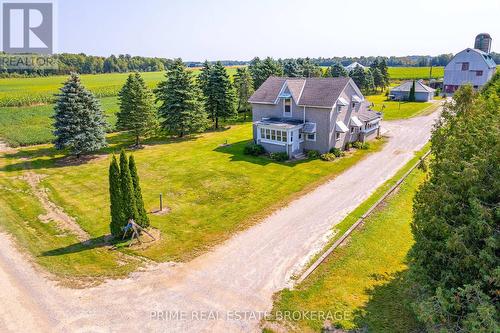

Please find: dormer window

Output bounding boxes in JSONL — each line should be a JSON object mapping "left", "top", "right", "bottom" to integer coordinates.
{"left": 283, "top": 98, "right": 291, "bottom": 116}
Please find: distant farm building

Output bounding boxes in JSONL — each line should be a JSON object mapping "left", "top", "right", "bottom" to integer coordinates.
{"left": 390, "top": 80, "right": 435, "bottom": 102}
{"left": 345, "top": 62, "right": 367, "bottom": 71}
{"left": 444, "top": 34, "right": 497, "bottom": 94}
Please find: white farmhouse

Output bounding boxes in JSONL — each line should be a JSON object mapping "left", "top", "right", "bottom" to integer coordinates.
{"left": 444, "top": 34, "right": 496, "bottom": 95}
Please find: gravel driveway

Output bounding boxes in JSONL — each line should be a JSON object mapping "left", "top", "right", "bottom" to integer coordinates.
{"left": 0, "top": 110, "right": 440, "bottom": 333}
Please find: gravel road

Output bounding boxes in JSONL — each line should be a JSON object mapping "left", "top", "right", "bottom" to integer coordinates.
{"left": 0, "top": 110, "right": 440, "bottom": 333}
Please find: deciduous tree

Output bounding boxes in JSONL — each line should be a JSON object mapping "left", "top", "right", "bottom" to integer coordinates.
{"left": 409, "top": 82, "right": 499, "bottom": 332}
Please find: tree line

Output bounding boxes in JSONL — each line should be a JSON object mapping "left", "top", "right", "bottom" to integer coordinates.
{"left": 408, "top": 73, "right": 499, "bottom": 332}
{"left": 4, "top": 51, "right": 498, "bottom": 78}
{"left": 248, "top": 56, "right": 390, "bottom": 93}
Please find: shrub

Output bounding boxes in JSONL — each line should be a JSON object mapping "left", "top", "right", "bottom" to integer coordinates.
{"left": 307, "top": 150, "right": 320, "bottom": 159}
{"left": 269, "top": 152, "right": 288, "bottom": 161}
{"left": 243, "top": 143, "right": 265, "bottom": 156}
{"left": 320, "top": 153, "right": 336, "bottom": 161}
{"left": 329, "top": 147, "right": 342, "bottom": 157}
{"left": 352, "top": 141, "right": 363, "bottom": 149}
{"left": 361, "top": 142, "right": 370, "bottom": 150}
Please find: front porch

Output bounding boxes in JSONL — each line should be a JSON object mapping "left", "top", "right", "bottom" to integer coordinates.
{"left": 254, "top": 118, "right": 311, "bottom": 158}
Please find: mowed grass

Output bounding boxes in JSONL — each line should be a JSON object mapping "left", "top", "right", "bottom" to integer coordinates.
{"left": 366, "top": 91, "right": 438, "bottom": 120}
{"left": 0, "top": 96, "right": 119, "bottom": 146}
{"left": 0, "top": 124, "right": 385, "bottom": 278}
{"left": 0, "top": 67, "right": 239, "bottom": 107}
{"left": 267, "top": 150, "right": 428, "bottom": 332}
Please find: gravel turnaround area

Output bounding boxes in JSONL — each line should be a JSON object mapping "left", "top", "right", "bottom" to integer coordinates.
{"left": 0, "top": 109, "right": 440, "bottom": 332}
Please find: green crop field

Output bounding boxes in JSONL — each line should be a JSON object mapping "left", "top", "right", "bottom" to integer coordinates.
{"left": 0, "top": 124, "right": 384, "bottom": 279}
{"left": 0, "top": 67, "right": 239, "bottom": 107}
{"left": 387, "top": 66, "right": 444, "bottom": 80}
{"left": 0, "top": 96, "right": 119, "bottom": 146}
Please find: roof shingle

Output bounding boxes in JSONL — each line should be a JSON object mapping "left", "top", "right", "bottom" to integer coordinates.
{"left": 248, "top": 76, "right": 351, "bottom": 108}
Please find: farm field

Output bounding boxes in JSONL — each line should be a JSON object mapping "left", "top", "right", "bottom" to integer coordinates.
{"left": 0, "top": 123, "right": 384, "bottom": 279}
{"left": 0, "top": 96, "right": 119, "bottom": 146}
{"left": 0, "top": 67, "right": 239, "bottom": 107}
{"left": 267, "top": 149, "right": 428, "bottom": 332}
{"left": 387, "top": 66, "right": 444, "bottom": 80}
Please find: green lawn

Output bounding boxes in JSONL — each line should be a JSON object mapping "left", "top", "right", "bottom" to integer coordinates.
{"left": 0, "top": 96, "right": 119, "bottom": 146}
{"left": 366, "top": 92, "right": 438, "bottom": 120}
{"left": 267, "top": 149, "right": 429, "bottom": 332}
{"left": 0, "top": 124, "right": 385, "bottom": 280}
{"left": 0, "top": 67, "right": 239, "bottom": 107}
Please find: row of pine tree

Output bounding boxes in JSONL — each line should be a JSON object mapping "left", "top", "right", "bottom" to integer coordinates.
{"left": 52, "top": 59, "right": 255, "bottom": 156}
{"left": 109, "top": 150, "right": 149, "bottom": 236}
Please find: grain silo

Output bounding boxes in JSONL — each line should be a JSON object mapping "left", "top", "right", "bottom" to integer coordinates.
{"left": 474, "top": 33, "right": 492, "bottom": 53}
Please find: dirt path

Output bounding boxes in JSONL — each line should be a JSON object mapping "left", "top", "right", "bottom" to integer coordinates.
{"left": 0, "top": 110, "right": 441, "bottom": 332}
{"left": 21, "top": 171, "right": 89, "bottom": 242}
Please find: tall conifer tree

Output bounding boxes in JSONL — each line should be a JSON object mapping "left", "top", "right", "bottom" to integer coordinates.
{"left": 53, "top": 73, "right": 107, "bottom": 157}
{"left": 155, "top": 59, "right": 208, "bottom": 137}
{"left": 117, "top": 73, "right": 159, "bottom": 146}
{"left": 206, "top": 61, "right": 236, "bottom": 129}
{"left": 128, "top": 155, "right": 149, "bottom": 228}
{"left": 109, "top": 155, "right": 124, "bottom": 236}
{"left": 119, "top": 149, "right": 138, "bottom": 224}
{"left": 233, "top": 67, "right": 254, "bottom": 120}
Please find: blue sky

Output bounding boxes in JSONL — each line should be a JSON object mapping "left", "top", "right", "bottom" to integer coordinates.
{"left": 57, "top": 0, "right": 500, "bottom": 61}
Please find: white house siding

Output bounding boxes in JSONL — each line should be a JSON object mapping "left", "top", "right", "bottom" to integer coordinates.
{"left": 391, "top": 90, "right": 433, "bottom": 102}
{"left": 444, "top": 48, "right": 496, "bottom": 94}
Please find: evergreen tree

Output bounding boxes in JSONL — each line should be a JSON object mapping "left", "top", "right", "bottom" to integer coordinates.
{"left": 409, "top": 80, "right": 416, "bottom": 101}
{"left": 119, "top": 149, "right": 138, "bottom": 224}
{"left": 233, "top": 67, "right": 254, "bottom": 120}
{"left": 349, "top": 65, "right": 366, "bottom": 90}
{"left": 53, "top": 73, "right": 107, "bottom": 157}
{"left": 109, "top": 155, "right": 124, "bottom": 236}
{"left": 117, "top": 72, "right": 159, "bottom": 146}
{"left": 370, "top": 58, "right": 380, "bottom": 71}
{"left": 378, "top": 58, "right": 390, "bottom": 87}
{"left": 328, "top": 62, "right": 348, "bottom": 77}
{"left": 206, "top": 61, "right": 236, "bottom": 129}
{"left": 330, "top": 62, "right": 349, "bottom": 77}
{"left": 248, "top": 57, "right": 283, "bottom": 89}
{"left": 283, "top": 59, "right": 301, "bottom": 77}
{"left": 364, "top": 69, "right": 375, "bottom": 92}
{"left": 371, "top": 68, "right": 384, "bottom": 91}
{"left": 128, "top": 155, "right": 149, "bottom": 228}
{"left": 198, "top": 60, "right": 212, "bottom": 98}
{"left": 155, "top": 58, "right": 208, "bottom": 137}
{"left": 409, "top": 84, "right": 499, "bottom": 332}
{"left": 298, "top": 58, "right": 322, "bottom": 77}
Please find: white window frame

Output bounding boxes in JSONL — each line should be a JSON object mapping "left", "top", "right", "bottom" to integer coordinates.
{"left": 298, "top": 132, "right": 304, "bottom": 143}
{"left": 306, "top": 133, "right": 316, "bottom": 142}
{"left": 259, "top": 126, "right": 288, "bottom": 146}
{"left": 335, "top": 132, "right": 341, "bottom": 141}
{"left": 283, "top": 98, "right": 292, "bottom": 117}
